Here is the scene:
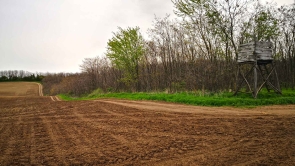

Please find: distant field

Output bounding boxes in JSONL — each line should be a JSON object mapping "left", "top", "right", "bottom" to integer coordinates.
{"left": 0, "top": 82, "right": 40, "bottom": 96}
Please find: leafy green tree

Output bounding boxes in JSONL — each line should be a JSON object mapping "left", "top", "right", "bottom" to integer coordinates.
{"left": 0, "top": 76, "right": 8, "bottom": 81}
{"left": 237, "top": 2, "right": 280, "bottom": 43}
{"left": 172, "top": 0, "right": 256, "bottom": 60}
{"left": 106, "top": 27, "right": 145, "bottom": 91}
{"left": 254, "top": 7, "right": 279, "bottom": 41}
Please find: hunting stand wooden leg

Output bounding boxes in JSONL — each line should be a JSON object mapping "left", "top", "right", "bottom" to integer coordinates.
{"left": 253, "top": 63, "right": 258, "bottom": 98}
{"left": 258, "top": 64, "right": 271, "bottom": 92}
{"left": 235, "top": 61, "right": 282, "bottom": 98}
{"left": 234, "top": 64, "right": 252, "bottom": 95}
{"left": 273, "top": 62, "right": 282, "bottom": 94}
{"left": 257, "top": 62, "right": 281, "bottom": 95}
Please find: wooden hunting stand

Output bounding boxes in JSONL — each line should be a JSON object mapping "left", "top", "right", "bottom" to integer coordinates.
{"left": 234, "top": 40, "right": 282, "bottom": 98}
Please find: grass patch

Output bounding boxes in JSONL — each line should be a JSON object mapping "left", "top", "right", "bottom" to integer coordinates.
{"left": 58, "top": 89, "right": 295, "bottom": 107}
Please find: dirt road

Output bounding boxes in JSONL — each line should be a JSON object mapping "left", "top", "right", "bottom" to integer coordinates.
{"left": 0, "top": 82, "right": 295, "bottom": 165}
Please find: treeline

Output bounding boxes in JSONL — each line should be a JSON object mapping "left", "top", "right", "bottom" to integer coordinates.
{"left": 42, "top": 1, "right": 295, "bottom": 96}
{"left": 0, "top": 70, "right": 44, "bottom": 82}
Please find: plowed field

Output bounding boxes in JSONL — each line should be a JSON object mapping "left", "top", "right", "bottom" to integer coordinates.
{"left": 0, "top": 82, "right": 295, "bottom": 165}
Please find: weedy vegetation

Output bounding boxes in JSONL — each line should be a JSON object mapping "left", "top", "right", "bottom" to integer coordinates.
{"left": 59, "top": 88, "right": 295, "bottom": 108}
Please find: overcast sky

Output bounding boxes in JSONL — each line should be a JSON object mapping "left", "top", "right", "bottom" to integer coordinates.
{"left": 0, "top": 0, "right": 294, "bottom": 73}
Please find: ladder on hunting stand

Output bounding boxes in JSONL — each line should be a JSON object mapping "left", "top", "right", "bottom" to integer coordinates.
{"left": 234, "top": 40, "right": 282, "bottom": 98}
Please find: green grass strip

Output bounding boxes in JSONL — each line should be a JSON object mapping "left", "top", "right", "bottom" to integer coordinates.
{"left": 58, "top": 89, "right": 295, "bottom": 107}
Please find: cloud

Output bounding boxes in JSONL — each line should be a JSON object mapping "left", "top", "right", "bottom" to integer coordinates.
{"left": 0, "top": 0, "right": 174, "bottom": 73}
{"left": 2, "top": 0, "right": 292, "bottom": 73}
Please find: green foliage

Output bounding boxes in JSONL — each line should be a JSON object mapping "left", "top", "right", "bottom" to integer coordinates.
{"left": 87, "top": 88, "right": 104, "bottom": 98}
{"left": 0, "top": 76, "right": 8, "bottom": 81}
{"left": 0, "top": 74, "right": 44, "bottom": 82}
{"left": 59, "top": 89, "right": 295, "bottom": 107}
{"left": 58, "top": 94, "right": 79, "bottom": 101}
{"left": 254, "top": 10, "right": 279, "bottom": 40}
{"left": 241, "top": 4, "right": 280, "bottom": 42}
{"left": 106, "top": 27, "right": 145, "bottom": 91}
{"left": 172, "top": 0, "right": 204, "bottom": 17}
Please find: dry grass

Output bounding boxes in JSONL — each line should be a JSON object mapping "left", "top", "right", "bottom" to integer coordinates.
{"left": 0, "top": 82, "right": 39, "bottom": 96}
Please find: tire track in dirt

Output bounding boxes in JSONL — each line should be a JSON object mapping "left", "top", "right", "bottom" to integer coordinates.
{"left": 87, "top": 101, "right": 216, "bottom": 163}
{"left": 58, "top": 110, "right": 121, "bottom": 164}
{"left": 99, "top": 101, "right": 224, "bottom": 159}
{"left": 35, "top": 83, "right": 43, "bottom": 96}
{"left": 41, "top": 103, "right": 115, "bottom": 164}
{"left": 50, "top": 96, "right": 55, "bottom": 101}
{"left": 0, "top": 120, "right": 15, "bottom": 165}
{"left": 150, "top": 133, "right": 265, "bottom": 165}
{"left": 29, "top": 121, "right": 37, "bottom": 164}
{"left": 0, "top": 116, "right": 33, "bottom": 165}
{"left": 34, "top": 83, "right": 60, "bottom": 102}
{"left": 39, "top": 116, "right": 65, "bottom": 164}
{"left": 31, "top": 116, "right": 58, "bottom": 165}
{"left": 99, "top": 99, "right": 235, "bottom": 118}
{"left": 50, "top": 96, "right": 61, "bottom": 101}
{"left": 55, "top": 96, "right": 61, "bottom": 101}
{"left": 69, "top": 103, "right": 178, "bottom": 164}
{"left": 99, "top": 99, "right": 295, "bottom": 116}
{"left": 15, "top": 118, "right": 32, "bottom": 165}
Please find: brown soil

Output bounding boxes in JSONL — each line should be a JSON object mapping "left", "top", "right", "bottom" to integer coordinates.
{"left": 0, "top": 82, "right": 295, "bottom": 165}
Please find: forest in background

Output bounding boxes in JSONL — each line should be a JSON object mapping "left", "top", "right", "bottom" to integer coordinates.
{"left": 0, "top": 70, "right": 44, "bottom": 82}
{"left": 2, "top": 0, "right": 294, "bottom": 96}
